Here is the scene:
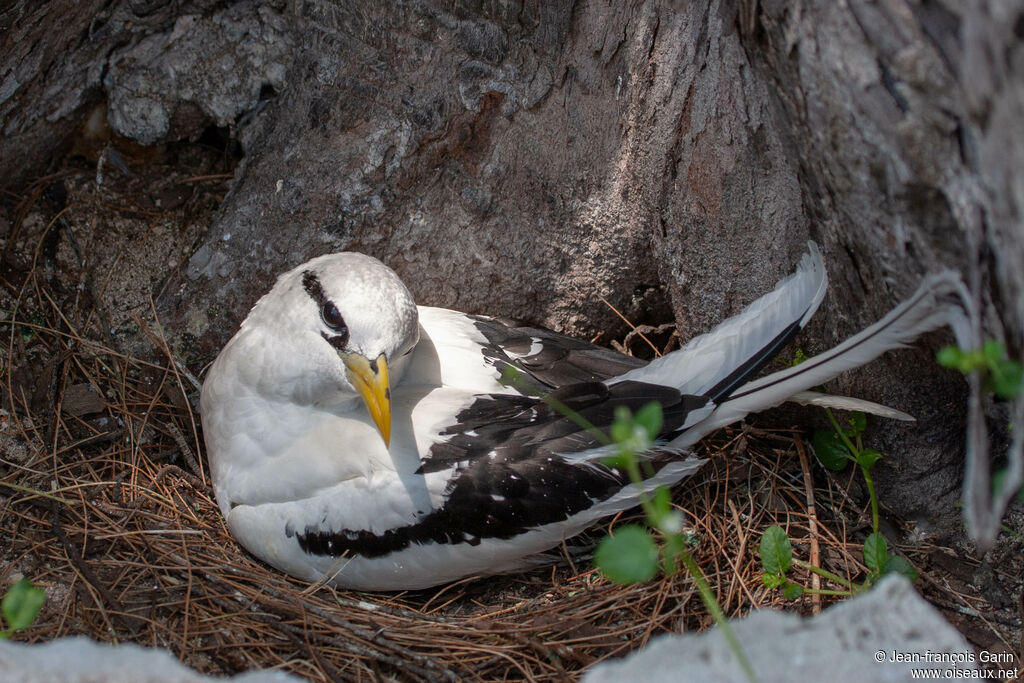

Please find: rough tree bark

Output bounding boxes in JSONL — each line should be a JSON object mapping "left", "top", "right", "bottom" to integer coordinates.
{"left": 3, "top": 0, "right": 1021, "bottom": 541}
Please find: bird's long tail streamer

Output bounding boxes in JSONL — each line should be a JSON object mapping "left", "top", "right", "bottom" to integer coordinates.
{"left": 672, "top": 270, "right": 971, "bottom": 447}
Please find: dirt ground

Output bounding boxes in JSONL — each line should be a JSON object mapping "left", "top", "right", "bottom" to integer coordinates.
{"left": 0, "top": 134, "right": 1021, "bottom": 680}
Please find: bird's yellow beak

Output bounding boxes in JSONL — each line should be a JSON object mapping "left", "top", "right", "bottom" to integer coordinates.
{"left": 341, "top": 352, "right": 391, "bottom": 447}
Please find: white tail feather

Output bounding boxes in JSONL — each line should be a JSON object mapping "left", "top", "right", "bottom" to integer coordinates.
{"left": 789, "top": 391, "right": 915, "bottom": 422}
{"left": 614, "top": 242, "right": 827, "bottom": 395}
{"left": 670, "top": 271, "right": 968, "bottom": 448}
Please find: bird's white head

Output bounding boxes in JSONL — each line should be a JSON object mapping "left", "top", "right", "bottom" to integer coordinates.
{"left": 222, "top": 252, "right": 419, "bottom": 446}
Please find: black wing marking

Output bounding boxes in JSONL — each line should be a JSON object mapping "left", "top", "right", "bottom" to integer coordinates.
{"left": 470, "top": 315, "right": 646, "bottom": 390}
{"left": 294, "top": 380, "right": 709, "bottom": 560}
{"left": 421, "top": 380, "right": 707, "bottom": 473}
{"left": 294, "top": 447, "right": 628, "bottom": 559}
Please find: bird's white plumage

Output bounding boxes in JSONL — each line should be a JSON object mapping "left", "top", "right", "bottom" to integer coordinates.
{"left": 200, "top": 245, "right": 965, "bottom": 590}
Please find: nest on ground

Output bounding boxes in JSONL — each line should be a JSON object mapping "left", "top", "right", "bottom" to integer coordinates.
{"left": 1, "top": 173, "right": 1019, "bottom": 682}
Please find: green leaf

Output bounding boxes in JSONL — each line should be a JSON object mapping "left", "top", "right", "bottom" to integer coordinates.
{"left": 936, "top": 346, "right": 964, "bottom": 369}
{"left": 792, "top": 349, "right": 809, "bottom": 366}
{"left": 937, "top": 341, "right": 1023, "bottom": 398}
{"left": 759, "top": 526, "right": 792, "bottom": 575}
{"left": 812, "top": 430, "right": 850, "bottom": 471}
{"left": 633, "top": 402, "right": 663, "bottom": 440}
{"left": 849, "top": 412, "right": 867, "bottom": 434}
{"left": 857, "top": 448, "right": 883, "bottom": 470}
{"left": 1, "top": 579, "right": 45, "bottom": 632}
{"left": 782, "top": 582, "right": 804, "bottom": 599}
{"left": 863, "top": 533, "right": 888, "bottom": 573}
{"left": 595, "top": 526, "right": 659, "bottom": 585}
{"left": 881, "top": 555, "right": 919, "bottom": 583}
{"left": 761, "top": 573, "right": 784, "bottom": 589}
{"left": 992, "top": 360, "right": 1023, "bottom": 399}
{"left": 983, "top": 339, "right": 1005, "bottom": 366}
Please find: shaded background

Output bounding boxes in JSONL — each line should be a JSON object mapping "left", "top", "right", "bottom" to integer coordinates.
{"left": 3, "top": 0, "right": 1022, "bottom": 544}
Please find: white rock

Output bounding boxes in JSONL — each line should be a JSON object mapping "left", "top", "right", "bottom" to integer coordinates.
{"left": 583, "top": 575, "right": 978, "bottom": 683}
{"left": 0, "top": 636, "right": 301, "bottom": 683}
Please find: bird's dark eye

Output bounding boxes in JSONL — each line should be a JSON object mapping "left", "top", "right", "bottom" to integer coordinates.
{"left": 321, "top": 302, "right": 347, "bottom": 333}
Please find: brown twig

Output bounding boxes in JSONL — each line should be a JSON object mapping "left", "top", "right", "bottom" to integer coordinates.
{"left": 598, "top": 297, "right": 662, "bottom": 357}
{"left": 794, "top": 435, "right": 822, "bottom": 614}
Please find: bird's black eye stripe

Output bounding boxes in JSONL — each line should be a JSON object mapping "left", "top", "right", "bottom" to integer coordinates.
{"left": 302, "top": 270, "right": 327, "bottom": 305}
{"left": 303, "top": 270, "right": 349, "bottom": 347}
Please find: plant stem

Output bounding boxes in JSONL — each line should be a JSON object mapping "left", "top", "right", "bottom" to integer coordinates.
{"left": 661, "top": 528, "right": 684, "bottom": 574}
{"left": 501, "top": 368, "right": 613, "bottom": 445}
{"left": 507, "top": 375, "right": 756, "bottom": 679}
{"left": 677, "top": 549, "right": 759, "bottom": 683}
{"left": 793, "top": 559, "right": 853, "bottom": 590}
{"left": 860, "top": 464, "right": 879, "bottom": 533}
{"left": 803, "top": 588, "right": 855, "bottom": 596}
{"left": 824, "top": 408, "right": 858, "bottom": 459}
{"left": 823, "top": 409, "right": 879, "bottom": 532}
{"left": 623, "top": 457, "right": 658, "bottom": 520}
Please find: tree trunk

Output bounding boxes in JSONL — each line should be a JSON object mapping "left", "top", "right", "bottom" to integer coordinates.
{"left": 3, "top": 0, "right": 1021, "bottom": 539}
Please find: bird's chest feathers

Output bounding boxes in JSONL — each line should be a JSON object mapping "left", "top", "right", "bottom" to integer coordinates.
{"left": 215, "top": 395, "right": 404, "bottom": 506}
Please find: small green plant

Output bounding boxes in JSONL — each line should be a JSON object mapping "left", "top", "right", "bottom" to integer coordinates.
{"left": 597, "top": 403, "right": 688, "bottom": 583}
{"left": 937, "top": 340, "right": 1023, "bottom": 400}
{"left": 760, "top": 406, "right": 917, "bottom": 597}
{"left": 771, "top": 408, "right": 918, "bottom": 594}
{"left": 599, "top": 404, "right": 757, "bottom": 683}
{"left": 813, "top": 410, "right": 882, "bottom": 531}
{"left": 939, "top": 340, "right": 1024, "bottom": 543}
{"left": 1, "top": 579, "right": 45, "bottom": 639}
{"left": 760, "top": 523, "right": 916, "bottom": 598}
{"left": 499, "top": 366, "right": 757, "bottom": 683}
{"left": 16, "top": 310, "right": 47, "bottom": 342}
